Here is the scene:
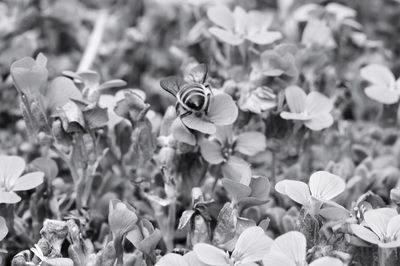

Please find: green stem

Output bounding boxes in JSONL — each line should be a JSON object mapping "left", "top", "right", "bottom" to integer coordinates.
{"left": 378, "top": 247, "right": 399, "bottom": 266}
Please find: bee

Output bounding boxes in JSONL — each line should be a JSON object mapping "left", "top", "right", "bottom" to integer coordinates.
{"left": 160, "top": 64, "right": 212, "bottom": 118}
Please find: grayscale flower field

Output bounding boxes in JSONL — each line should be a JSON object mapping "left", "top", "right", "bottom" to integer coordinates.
{"left": 0, "top": 0, "right": 399, "bottom": 265}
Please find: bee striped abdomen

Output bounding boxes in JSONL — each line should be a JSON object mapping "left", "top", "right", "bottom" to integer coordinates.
{"left": 177, "top": 83, "right": 211, "bottom": 112}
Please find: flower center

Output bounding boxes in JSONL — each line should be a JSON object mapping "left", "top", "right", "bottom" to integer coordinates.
{"left": 221, "top": 146, "right": 233, "bottom": 161}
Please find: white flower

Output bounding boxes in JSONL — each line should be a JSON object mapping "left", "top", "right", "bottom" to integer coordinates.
{"left": 263, "top": 231, "right": 344, "bottom": 266}
{"left": 280, "top": 86, "right": 334, "bottom": 131}
{"left": 194, "top": 226, "right": 272, "bottom": 265}
{"left": 351, "top": 208, "right": 400, "bottom": 248}
{"left": 360, "top": 64, "right": 400, "bottom": 104}
{"left": 275, "top": 171, "right": 346, "bottom": 216}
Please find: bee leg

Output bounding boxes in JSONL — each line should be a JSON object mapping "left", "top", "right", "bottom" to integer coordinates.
{"left": 204, "top": 93, "right": 211, "bottom": 115}
{"left": 175, "top": 102, "right": 180, "bottom": 116}
{"left": 179, "top": 111, "right": 192, "bottom": 119}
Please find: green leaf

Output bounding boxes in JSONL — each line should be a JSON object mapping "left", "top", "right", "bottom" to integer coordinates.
{"left": 57, "top": 101, "right": 86, "bottom": 133}
{"left": 178, "top": 210, "right": 196, "bottom": 230}
{"left": 45, "top": 77, "right": 83, "bottom": 113}
{"left": 83, "top": 106, "right": 109, "bottom": 129}
{"left": 0, "top": 216, "right": 8, "bottom": 241}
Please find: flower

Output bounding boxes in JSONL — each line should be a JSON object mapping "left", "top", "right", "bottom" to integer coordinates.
{"left": 280, "top": 86, "right": 334, "bottom": 131}
{"left": 160, "top": 64, "right": 238, "bottom": 144}
{"left": 10, "top": 53, "right": 48, "bottom": 98}
{"left": 360, "top": 64, "right": 400, "bottom": 104}
{"left": 199, "top": 126, "right": 266, "bottom": 185}
{"left": 275, "top": 171, "right": 346, "bottom": 216}
{"left": 263, "top": 231, "right": 344, "bottom": 266}
{"left": 351, "top": 208, "right": 400, "bottom": 248}
{"left": 155, "top": 252, "right": 207, "bottom": 266}
{"left": 0, "top": 155, "right": 44, "bottom": 204}
{"left": 207, "top": 5, "right": 282, "bottom": 46}
{"left": 194, "top": 226, "right": 273, "bottom": 266}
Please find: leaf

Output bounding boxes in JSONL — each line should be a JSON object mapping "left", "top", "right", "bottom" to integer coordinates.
{"left": 99, "top": 79, "right": 127, "bottom": 91}
{"left": 10, "top": 55, "right": 48, "bottom": 97}
{"left": 222, "top": 178, "right": 251, "bottom": 201}
{"left": 0, "top": 217, "right": 8, "bottom": 241}
{"left": 83, "top": 106, "right": 109, "bottom": 129}
{"left": 45, "top": 77, "right": 83, "bottom": 113}
{"left": 57, "top": 101, "right": 86, "bottom": 133}
{"left": 137, "top": 229, "right": 162, "bottom": 255}
{"left": 213, "top": 203, "right": 237, "bottom": 247}
{"left": 31, "top": 157, "right": 58, "bottom": 181}
{"left": 108, "top": 200, "right": 138, "bottom": 239}
{"left": 178, "top": 210, "right": 195, "bottom": 230}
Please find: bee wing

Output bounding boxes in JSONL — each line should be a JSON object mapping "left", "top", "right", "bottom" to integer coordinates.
{"left": 160, "top": 76, "right": 184, "bottom": 96}
{"left": 186, "top": 64, "right": 208, "bottom": 84}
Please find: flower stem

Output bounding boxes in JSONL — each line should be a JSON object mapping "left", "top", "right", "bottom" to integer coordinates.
{"left": 378, "top": 247, "right": 400, "bottom": 266}
{"left": 77, "top": 8, "right": 108, "bottom": 72}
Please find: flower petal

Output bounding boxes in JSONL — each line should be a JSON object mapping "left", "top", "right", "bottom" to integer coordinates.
{"left": 199, "top": 139, "right": 224, "bottom": 164}
{"left": 360, "top": 64, "right": 395, "bottom": 87}
{"left": 387, "top": 215, "right": 400, "bottom": 240}
{"left": 304, "top": 113, "right": 334, "bottom": 131}
{"left": 284, "top": 86, "right": 307, "bottom": 113}
{"left": 350, "top": 224, "right": 380, "bottom": 245}
{"left": 270, "top": 231, "right": 306, "bottom": 264}
{"left": 0, "top": 155, "right": 26, "bottom": 188}
{"left": 209, "top": 27, "right": 243, "bottom": 45}
{"left": 280, "top": 111, "right": 310, "bottom": 121}
{"left": 12, "top": 172, "right": 44, "bottom": 191}
{"left": 193, "top": 243, "right": 229, "bottom": 266}
{"left": 0, "top": 191, "right": 21, "bottom": 204}
{"left": 364, "top": 208, "right": 397, "bottom": 240}
{"left": 222, "top": 156, "right": 251, "bottom": 185}
{"left": 155, "top": 253, "right": 188, "bottom": 266}
{"left": 263, "top": 252, "right": 296, "bottom": 266}
{"left": 183, "top": 251, "right": 208, "bottom": 266}
{"left": 207, "top": 5, "right": 234, "bottom": 31}
{"left": 305, "top": 91, "right": 333, "bottom": 115}
{"left": 309, "top": 171, "right": 345, "bottom": 201}
{"left": 232, "top": 226, "right": 273, "bottom": 263}
{"left": 234, "top": 132, "right": 267, "bottom": 156}
{"left": 364, "top": 85, "right": 400, "bottom": 105}
{"left": 246, "top": 31, "right": 282, "bottom": 45}
{"left": 309, "top": 257, "right": 344, "bottom": 266}
{"left": 181, "top": 113, "right": 216, "bottom": 134}
{"left": 275, "top": 180, "right": 311, "bottom": 205}
{"left": 207, "top": 93, "right": 238, "bottom": 126}
{"left": 171, "top": 118, "right": 196, "bottom": 145}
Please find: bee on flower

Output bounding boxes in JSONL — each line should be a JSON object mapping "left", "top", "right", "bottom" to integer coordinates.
{"left": 160, "top": 64, "right": 238, "bottom": 145}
